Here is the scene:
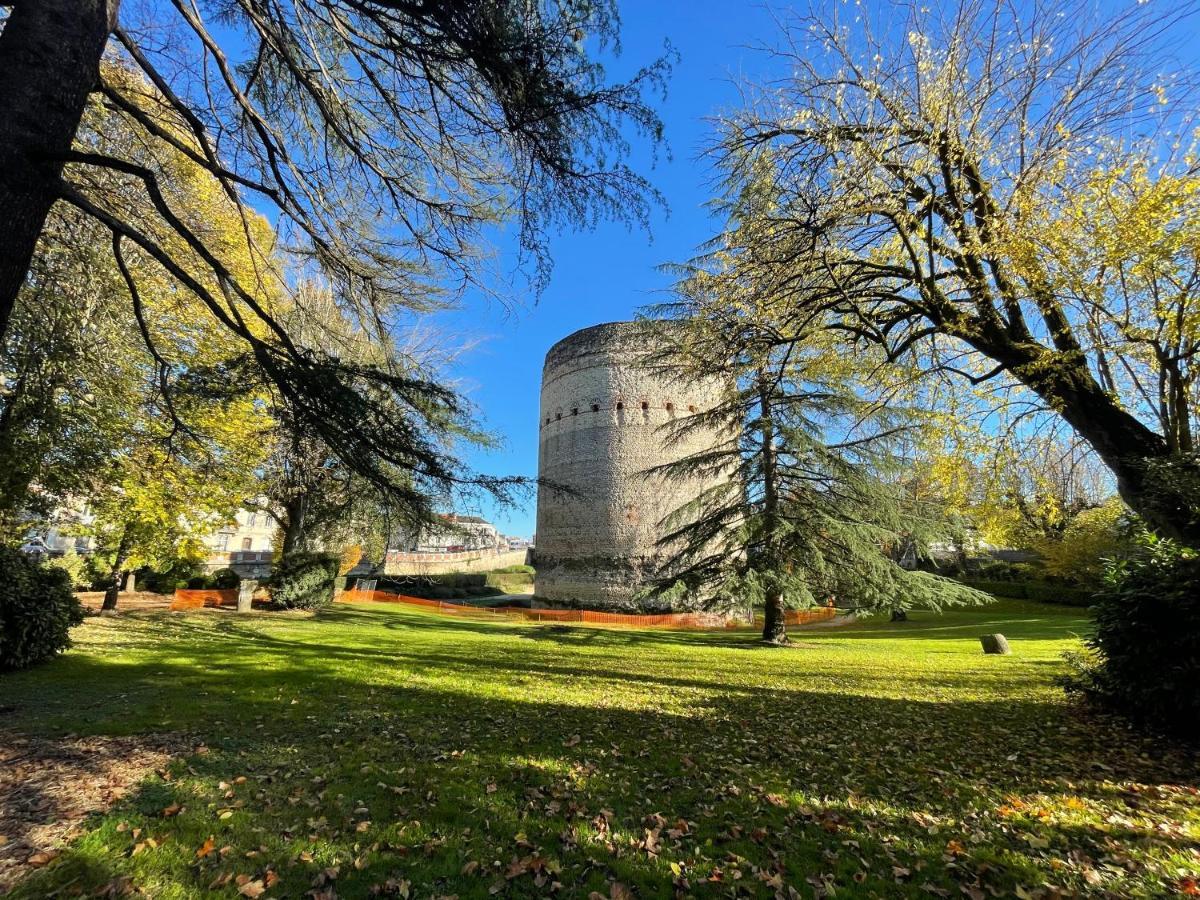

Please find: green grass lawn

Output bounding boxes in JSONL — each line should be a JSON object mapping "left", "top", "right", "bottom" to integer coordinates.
{"left": 2, "top": 600, "right": 1197, "bottom": 898}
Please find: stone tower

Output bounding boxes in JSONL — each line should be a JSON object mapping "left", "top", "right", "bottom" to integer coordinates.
{"left": 534, "top": 321, "right": 726, "bottom": 610}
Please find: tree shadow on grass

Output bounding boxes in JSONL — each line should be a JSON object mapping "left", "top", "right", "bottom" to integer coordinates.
{"left": 5, "top": 643, "right": 1197, "bottom": 899}
{"left": 3, "top": 605, "right": 1195, "bottom": 898}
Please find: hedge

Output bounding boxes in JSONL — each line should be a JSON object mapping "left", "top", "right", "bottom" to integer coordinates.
{"left": 960, "top": 578, "right": 1094, "bottom": 607}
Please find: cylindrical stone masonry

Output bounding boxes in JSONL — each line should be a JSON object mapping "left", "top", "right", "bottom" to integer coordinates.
{"left": 533, "top": 321, "right": 727, "bottom": 610}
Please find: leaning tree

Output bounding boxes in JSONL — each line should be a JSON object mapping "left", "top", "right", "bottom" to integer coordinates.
{"left": 709, "top": 0, "right": 1200, "bottom": 544}
{"left": 0, "top": 0, "right": 670, "bottom": 512}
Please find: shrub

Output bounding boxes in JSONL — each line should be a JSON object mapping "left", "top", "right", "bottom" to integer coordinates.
{"left": 140, "top": 557, "right": 207, "bottom": 594}
{"left": 45, "top": 549, "right": 90, "bottom": 590}
{"left": 210, "top": 568, "right": 241, "bottom": 590}
{"left": 958, "top": 578, "right": 1093, "bottom": 607}
{"left": 1062, "top": 536, "right": 1200, "bottom": 741}
{"left": 270, "top": 552, "right": 339, "bottom": 610}
{"left": 1039, "top": 497, "right": 1130, "bottom": 582}
{"left": 186, "top": 574, "right": 213, "bottom": 590}
{"left": 491, "top": 564, "right": 534, "bottom": 575}
{"left": 0, "top": 548, "right": 85, "bottom": 670}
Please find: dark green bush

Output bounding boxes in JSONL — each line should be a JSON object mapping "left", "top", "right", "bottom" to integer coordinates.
{"left": 270, "top": 552, "right": 339, "bottom": 610}
{"left": 1062, "top": 542, "right": 1200, "bottom": 741}
{"left": 139, "top": 557, "right": 207, "bottom": 594}
{"left": 0, "top": 548, "right": 85, "bottom": 670}
{"left": 975, "top": 560, "right": 1021, "bottom": 581}
{"left": 959, "top": 579, "right": 1093, "bottom": 607}
{"left": 185, "top": 574, "right": 213, "bottom": 590}
{"left": 210, "top": 568, "right": 241, "bottom": 590}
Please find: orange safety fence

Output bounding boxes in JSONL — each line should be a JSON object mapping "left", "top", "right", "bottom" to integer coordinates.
{"left": 337, "top": 589, "right": 838, "bottom": 630}
{"left": 170, "top": 588, "right": 237, "bottom": 610}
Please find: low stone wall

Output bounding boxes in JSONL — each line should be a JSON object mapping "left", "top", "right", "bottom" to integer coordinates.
{"left": 383, "top": 548, "right": 529, "bottom": 576}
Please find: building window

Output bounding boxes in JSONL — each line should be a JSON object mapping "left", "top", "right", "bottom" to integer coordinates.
{"left": 641, "top": 401, "right": 649, "bottom": 411}
{"left": 247, "top": 511, "right": 257, "bottom": 527}
{"left": 665, "top": 402, "right": 674, "bottom": 412}
{"left": 616, "top": 401, "right": 624, "bottom": 410}
{"left": 571, "top": 407, "right": 578, "bottom": 415}
{"left": 688, "top": 404, "right": 696, "bottom": 413}
{"left": 556, "top": 412, "right": 561, "bottom": 420}
{"left": 215, "top": 534, "right": 229, "bottom": 552}
{"left": 591, "top": 404, "right": 599, "bottom": 412}
{"left": 241, "top": 537, "right": 253, "bottom": 551}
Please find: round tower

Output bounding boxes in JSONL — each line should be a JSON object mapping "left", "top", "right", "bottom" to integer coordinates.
{"left": 534, "top": 321, "right": 726, "bottom": 610}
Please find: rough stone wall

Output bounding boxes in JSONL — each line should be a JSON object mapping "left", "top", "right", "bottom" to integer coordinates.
{"left": 534, "top": 321, "right": 727, "bottom": 610}
{"left": 384, "top": 548, "right": 530, "bottom": 576}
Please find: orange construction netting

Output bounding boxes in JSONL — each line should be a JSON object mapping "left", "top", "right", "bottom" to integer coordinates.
{"left": 170, "top": 588, "right": 237, "bottom": 610}
{"left": 336, "top": 589, "right": 837, "bottom": 630}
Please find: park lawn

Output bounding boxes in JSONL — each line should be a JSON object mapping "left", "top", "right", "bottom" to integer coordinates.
{"left": 1, "top": 600, "right": 1197, "bottom": 899}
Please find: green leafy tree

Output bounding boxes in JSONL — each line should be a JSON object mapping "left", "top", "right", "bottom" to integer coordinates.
{"left": 79, "top": 384, "right": 268, "bottom": 609}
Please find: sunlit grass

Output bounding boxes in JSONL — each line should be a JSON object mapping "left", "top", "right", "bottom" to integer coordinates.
{"left": 2, "top": 600, "right": 1196, "bottom": 898}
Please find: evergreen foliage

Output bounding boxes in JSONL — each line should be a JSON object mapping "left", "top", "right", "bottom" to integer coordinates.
{"left": 641, "top": 281, "right": 989, "bottom": 642}
{"left": 0, "top": 548, "right": 85, "bottom": 670}
{"left": 210, "top": 568, "right": 241, "bottom": 590}
{"left": 1063, "top": 534, "right": 1200, "bottom": 741}
{"left": 270, "top": 552, "right": 340, "bottom": 611}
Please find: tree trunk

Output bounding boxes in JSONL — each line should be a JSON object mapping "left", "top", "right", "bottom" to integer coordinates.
{"left": 757, "top": 378, "right": 789, "bottom": 644}
{"left": 0, "top": 0, "right": 118, "bottom": 338}
{"left": 280, "top": 497, "right": 307, "bottom": 557}
{"left": 762, "top": 590, "right": 788, "bottom": 644}
{"left": 890, "top": 608, "right": 908, "bottom": 622}
{"left": 980, "top": 339, "right": 1200, "bottom": 547}
{"left": 101, "top": 526, "right": 130, "bottom": 612}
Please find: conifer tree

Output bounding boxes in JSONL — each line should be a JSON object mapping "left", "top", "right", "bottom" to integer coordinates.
{"left": 643, "top": 275, "right": 989, "bottom": 644}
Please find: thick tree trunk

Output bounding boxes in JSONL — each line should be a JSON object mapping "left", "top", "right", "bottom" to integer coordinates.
{"left": 976, "top": 338, "right": 1200, "bottom": 547}
{"left": 101, "top": 526, "right": 130, "bottom": 612}
{"left": 0, "top": 0, "right": 118, "bottom": 338}
{"left": 280, "top": 497, "right": 307, "bottom": 557}
{"left": 762, "top": 591, "right": 788, "bottom": 644}
{"left": 1046, "top": 370, "right": 1198, "bottom": 547}
{"left": 890, "top": 608, "right": 908, "bottom": 622}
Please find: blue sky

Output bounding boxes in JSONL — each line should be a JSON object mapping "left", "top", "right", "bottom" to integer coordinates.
{"left": 430, "top": 2, "right": 787, "bottom": 538}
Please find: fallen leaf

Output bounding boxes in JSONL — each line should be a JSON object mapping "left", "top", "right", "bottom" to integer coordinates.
{"left": 27, "top": 849, "right": 59, "bottom": 868}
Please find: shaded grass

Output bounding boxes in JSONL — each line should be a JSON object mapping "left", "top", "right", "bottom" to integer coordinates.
{"left": 0, "top": 600, "right": 1196, "bottom": 898}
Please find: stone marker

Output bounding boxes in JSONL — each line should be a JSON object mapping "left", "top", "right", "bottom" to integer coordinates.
{"left": 237, "top": 579, "right": 257, "bottom": 613}
{"left": 980, "top": 633, "right": 1011, "bottom": 655}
